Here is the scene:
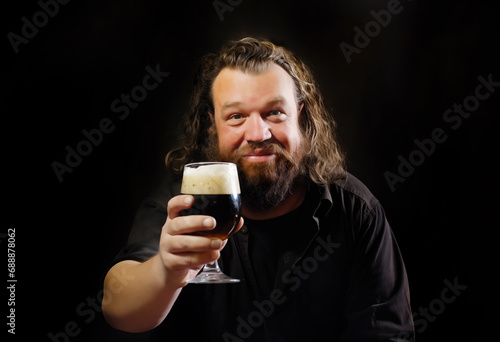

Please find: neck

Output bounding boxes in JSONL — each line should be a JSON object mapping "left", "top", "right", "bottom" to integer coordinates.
{"left": 242, "top": 181, "right": 306, "bottom": 221}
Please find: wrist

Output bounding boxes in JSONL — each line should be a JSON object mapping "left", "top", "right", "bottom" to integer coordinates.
{"left": 150, "top": 254, "right": 190, "bottom": 290}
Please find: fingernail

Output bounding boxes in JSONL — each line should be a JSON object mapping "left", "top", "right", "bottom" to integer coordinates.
{"left": 203, "top": 218, "right": 214, "bottom": 227}
{"left": 211, "top": 239, "right": 223, "bottom": 249}
{"left": 184, "top": 196, "right": 193, "bottom": 205}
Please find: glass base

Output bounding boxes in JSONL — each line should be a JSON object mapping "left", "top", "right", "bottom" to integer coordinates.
{"left": 187, "top": 272, "right": 240, "bottom": 284}
{"left": 187, "top": 262, "right": 240, "bottom": 284}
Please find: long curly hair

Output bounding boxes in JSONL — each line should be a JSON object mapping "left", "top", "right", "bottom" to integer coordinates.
{"left": 165, "top": 37, "right": 346, "bottom": 185}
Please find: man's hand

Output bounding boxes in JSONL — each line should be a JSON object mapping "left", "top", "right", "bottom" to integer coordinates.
{"left": 159, "top": 195, "right": 243, "bottom": 287}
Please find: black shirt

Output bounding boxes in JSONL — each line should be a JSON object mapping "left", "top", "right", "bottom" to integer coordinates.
{"left": 109, "top": 173, "right": 415, "bottom": 341}
{"left": 246, "top": 202, "right": 307, "bottom": 300}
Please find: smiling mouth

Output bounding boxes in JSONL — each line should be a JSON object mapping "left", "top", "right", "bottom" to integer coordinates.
{"left": 243, "top": 150, "right": 276, "bottom": 162}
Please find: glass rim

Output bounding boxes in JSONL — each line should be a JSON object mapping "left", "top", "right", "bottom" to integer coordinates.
{"left": 184, "top": 162, "right": 237, "bottom": 168}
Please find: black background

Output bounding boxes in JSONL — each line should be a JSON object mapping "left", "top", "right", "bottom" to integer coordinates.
{"left": 2, "top": 0, "right": 498, "bottom": 341}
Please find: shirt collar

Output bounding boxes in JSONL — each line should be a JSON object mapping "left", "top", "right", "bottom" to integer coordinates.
{"left": 306, "top": 180, "right": 334, "bottom": 220}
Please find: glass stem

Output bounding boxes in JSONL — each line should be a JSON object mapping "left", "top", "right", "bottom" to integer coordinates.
{"left": 203, "top": 260, "right": 221, "bottom": 273}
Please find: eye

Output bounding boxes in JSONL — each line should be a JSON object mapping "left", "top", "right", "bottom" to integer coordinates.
{"left": 227, "top": 113, "right": 245, "bottom": 125}
{"left": 229, "top": 113, "right": 243, "bottom": 120}
{"left": 267, "top": 110, "right": 286, "bottom": 122}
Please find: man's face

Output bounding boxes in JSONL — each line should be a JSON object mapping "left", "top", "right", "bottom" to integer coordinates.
{"left": 209, "top": 64, "right": 306, "bottom": 208}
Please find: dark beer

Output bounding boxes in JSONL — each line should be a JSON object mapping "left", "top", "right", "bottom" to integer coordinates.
{"left": 181, "top": 162, "right": 241, "bottom": 240}
{"left": 181, "top": 194, "right": 241, "bottom": 239}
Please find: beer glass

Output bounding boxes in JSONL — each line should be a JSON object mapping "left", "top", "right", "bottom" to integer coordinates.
{"left": 181, "top": 162, "right": 241, "bottom": 284}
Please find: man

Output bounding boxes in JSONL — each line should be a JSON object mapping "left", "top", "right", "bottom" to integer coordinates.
{"left": 103, "top": 37, "right": 415, "bottom": 341}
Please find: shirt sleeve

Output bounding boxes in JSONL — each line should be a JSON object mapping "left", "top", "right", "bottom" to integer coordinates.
{"left": 340, "top": 202, "right": 415, "bottom": 342}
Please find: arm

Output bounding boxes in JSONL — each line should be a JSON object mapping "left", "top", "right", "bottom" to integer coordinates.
{"left": 102, "top": 194, "right": 238, "bottom": 333}
{"left": 341, "top": 203, "right": 414, "bottom": 341}
{"left": 102, "top": 256, "right": 182, "bottom": 332}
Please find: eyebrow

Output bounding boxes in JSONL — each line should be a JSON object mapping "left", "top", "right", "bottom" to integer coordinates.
{"left": 220, "top": 96, "right": 288, "bottom": 112}
{"left": 220, "top": 101, "right": 244, "bottom": 112}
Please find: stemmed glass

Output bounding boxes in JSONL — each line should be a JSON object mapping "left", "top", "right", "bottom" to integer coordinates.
{"left": 180, "top": 162, "right": 241, "bottom": 284}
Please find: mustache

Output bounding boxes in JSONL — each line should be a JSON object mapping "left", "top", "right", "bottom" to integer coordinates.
{"left": 236, "top": 141, "right": 293, "bottom": 161}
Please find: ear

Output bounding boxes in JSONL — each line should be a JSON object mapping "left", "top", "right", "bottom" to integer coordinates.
{"left": 298, "top": 102, "right": 304, "bottom": 115}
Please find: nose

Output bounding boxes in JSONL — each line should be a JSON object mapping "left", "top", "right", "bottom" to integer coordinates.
{"left": 245, "top": 114, "right": 272, "bottom": 143}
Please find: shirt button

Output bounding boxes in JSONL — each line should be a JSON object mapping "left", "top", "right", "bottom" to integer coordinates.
{"left": 240, "top": 226, "right": 248, "bottom": 234}
{"left": 284, "top": 253, "right": 292, "bottom": 263}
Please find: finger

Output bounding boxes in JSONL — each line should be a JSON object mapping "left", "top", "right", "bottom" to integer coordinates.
{"left": 167, "top": 215, "right": 216, "bottom": 236}
{"left": 235, "top": 217, "right": 244, "bottom": 232}
{"left": 228, "top": 217, "right": 245, "bottom": 238}
{"left": 167, "top": 195, "right": 195, "bottom": 219}
{"left": 165, "top": 250, "right": 222, "bottom": 271}
{"left": 167, "top": 235, "right": 226, "bottom": 254}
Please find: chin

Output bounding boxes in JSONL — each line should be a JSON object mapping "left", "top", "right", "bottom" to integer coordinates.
{"left": 239, "top": 159, "right": 276, "bottom": 179}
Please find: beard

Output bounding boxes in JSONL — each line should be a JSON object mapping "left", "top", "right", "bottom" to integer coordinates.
{"left": 203, "top": 127, "right": 307, "bottom": 210}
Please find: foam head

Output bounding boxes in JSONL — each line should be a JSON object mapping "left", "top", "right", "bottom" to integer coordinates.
{"left": 181, "top": 163, "right": 240, "bottom": 194}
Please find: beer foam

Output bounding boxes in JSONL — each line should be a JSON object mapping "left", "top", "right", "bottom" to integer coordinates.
{"left": 181, "top": 163, "right": 240, "bottom": 194}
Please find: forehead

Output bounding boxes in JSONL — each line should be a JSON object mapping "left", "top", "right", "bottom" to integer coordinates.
{"left": 212, "top": 64, "right": 298, "bottom": 109}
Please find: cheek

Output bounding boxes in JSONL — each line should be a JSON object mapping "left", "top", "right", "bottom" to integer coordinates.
{"left": 291, "top": 129, "right": 304, "bottom": 151}
{"left": 275, "top": 125, "right": 302, "bottom": 153}
{"left": 290, "top": 118, "right": 305, "bottom": 152}
{"left": 215, "top": 125, "right": 241, "bottom": 154}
